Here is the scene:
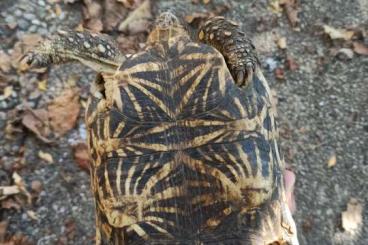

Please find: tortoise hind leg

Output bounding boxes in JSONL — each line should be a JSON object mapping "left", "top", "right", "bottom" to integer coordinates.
{"left": 198, "top": 17, "right": 259, "bottom": 87}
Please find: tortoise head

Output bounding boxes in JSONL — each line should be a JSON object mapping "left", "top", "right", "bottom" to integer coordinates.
{"left": 147, "top": 11, "right": 189, "bottom": 45}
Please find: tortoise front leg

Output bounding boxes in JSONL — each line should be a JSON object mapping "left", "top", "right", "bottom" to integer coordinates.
{"left": 21, "top": 29, "right": 125, "bottom": 74}
{"left": 198, "top": 17, "right": 259, "bottom": 87}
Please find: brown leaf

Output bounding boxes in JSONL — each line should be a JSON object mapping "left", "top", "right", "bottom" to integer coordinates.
{"left": 274, "top": 67, "right": 285, "bottom": 80}
{"left": 82, "top": 0, "right": 103, "bottom": 32}
{"left": 12, "top": 172, "right": 32, "bottom": 204}
{"left": 280, "top": 0, "right": 300, "bottom": 27}
{"left": 1, "top": 198, "right": 22, "bottom": 211}
{"left": 342, "top": 198, "right": 362, "bottom": 235}
{"left": 286, "top": 56, "right": 299, "bottom": 71}
{"left": 0, "top": 186, "right": 20, "bottom": 199}
{"left": 0, "top": 51, "right": 12, "bottom": 73}
{"left": 323, "top": 25, "right": 355, "bottom": 41}
{"left": 38, "top": 151, "right": 54, "bottom": 164}
{"left": 103, "top": 0, "right": 128, "bottom": 31}
{"left": 0, "top": 221, "right": 8, "bottom": 243}
{"left": 21, "top": 108, "right": 53, "bottom": 143}
{"left": 352, "top": 42, "right": 368, "bottom": 55}
{"left": 73, "top": 143, "right": 91, "bottom": 172}
{"left": 118, "top": 0, "right": 152, "bottom": 34}
{"left": 48, "top": 88, "right": 81, "bottom": 136}
{"left": 117, "top": 0, "right": 143, "bottom": 9}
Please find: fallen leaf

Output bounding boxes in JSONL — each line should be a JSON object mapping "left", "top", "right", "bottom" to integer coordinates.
{"left": 352, "top": 42, "right": 368, "bottom": 55}
{"left": 103, "top": 0, "right": 128, "bottom": 31}
{"left": 73, "top": 143, "right": 91, "bottom": 172}
{"left": 336, "top": 48, "right": 354, "bottom": 60}
{"left": 274, "top": 67, "right": 285, "bottom": 80}
{"left": 0, "top": 186, "right": 20, "bottom": 200}
{"left": 0, "top": 51, "right": 12, "bottom": 73}
{"left": 1, "top": 198, "right": 22, "bottom": 211}
{"left": 280, "top": 0, "right": 300, "bottom": 27}
{"left": 342, "top": 198, "right": 362, "bottom": 236}
{"left": 277, "top": 37, "right": 287, "bottom": 49}
{"left": 323, "top": 25, "right": 355, "bottom": 41}
{"left": 184, "top": 12, "right": 209, "bottom": 24}
{"left": 0, "top": 221, "right": 8, "bottom": 243}
{"left": 286, "top": 55, "right": 299, "bottom": 71}
{"left": 12, "top": 172, "right": 32, "bottom": 204}
{"left": 48, "top": 88, "right": 81, "bottom": 136}
{"left": 38, "top": 151, "right": 54, "bottom": 164}
{"left": 38, "top": 80, "right": 47, "bottom": 91}
{"left": 26, "top": 210, "right": 39, "bottom": 221}
{"left": 2, "top": 86, "right": 13, "bottom": 99}
{"left": 22, "top": 108, "right": 53, "bottom": 143}
{"left": 82, "top": 0, "right": 103, "bottom": 32}
{"left": 327, "top": 154, "right": 336, "bottom": 168}
{"left": 117, "top": 0, "right": 143, "bottom": 9}
{"left": 118, "top": 0, "right": 152, "bottom": 34}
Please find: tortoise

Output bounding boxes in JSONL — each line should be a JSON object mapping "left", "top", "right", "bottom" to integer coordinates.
{"left": 22, "top": 11, "right": 299, "bottom": 245}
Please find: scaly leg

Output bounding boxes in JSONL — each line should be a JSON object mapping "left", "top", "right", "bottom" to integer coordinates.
{"left": 198, "top": 17, "right": 259, "bottom": 87}
{"left": 21, "top": 29, "right": 125, "bottom": 74}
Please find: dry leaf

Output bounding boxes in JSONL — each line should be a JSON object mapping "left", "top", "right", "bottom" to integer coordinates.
{"left": 48, "top": 88, "right": 81, "bottom": 136}
{"left": 38, "top": 151, "right": 54, "bottom": 164}
{"left": 352, "top": 42, "right": 368, "bottom": 55}
{"left": 38, "top": 80, "right": 47, "bottom": 91}
{"left": 0, "top": 51, "right": 12, "bottom": 73}
{"left": 327, "top": 154, "right": 336, "bottom": 168}
{"left": 26, "top": 210, "right": 39, "bottom": 221}
{"left": 286, "top": 56, "right": 299, "bottom": 71}
{"left": 280, "top": 0, "right": 300, "bottom": 27}
{"left": 82, "top": 0, "right": 103, "bottom": 32}
{"left": 73, "top": 143, "right": 91, "bottom": 172}
{"left": 118, "top": 0, "right": 152, "bottom": 34}
{"left": 103, "top": 0, "right": 128, "bottom": 31}
{"left": 0, "top": 221, "right": 8, "bottom": 243}
{"left": 323, "top": 25, "right": 355, "bottom": 41}
{"left": 274, "top": 67, "right": 285, "bottom": 80}
{"left": 22, "top": 108, "right": 53, "bottom": 143}
{"left": 2, "top": 86, "right": 13, "bottom": 99}
{"left": 0, "top": 186, "right": 20, "bottom": 199}
{"left": 1, "top": 198, "right": 22, "bottom": 211}
{"left": 277, "top": 37, "right": 287, "bottom": 49}
{"left": 117, "top": 0, "right": 143, "bottom": 9}
{"left": 342, "top": 198, "right": 362, "bottom": 235}
{"left": 12, "top": 172, "right": 32, "bottom": 204}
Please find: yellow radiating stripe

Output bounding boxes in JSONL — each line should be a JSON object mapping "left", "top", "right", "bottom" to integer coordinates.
{"left": 130, "top": 124, "right": 173, "bottom": 140}
{"left": 104, "top": 164, "right": 115, "bottom": 200}
{"left": 236, "top": 144, "right": 252, "bottom": 178}
{"left": 112, "top": 121, "right": 125, "bottom": 138}
{"left": 150, "top": 186, "right": 182, "bottom": 204}
{"left": 148, "top": 206, "right": 184, "bottom": 215}
{"left": 213, "top": 151, "right": 240, "bottom": 181}
{"left": 191, "top": 193, "right": 217, "bottom": 206}
{"left": 125, "top": 165, "right": 136, "bottom": 195}
{"left": 142, "top": 161, "right": 176, "bottom": 195}
{"left": 145, "top": 217, "right": 175, "bottom": 227}
{"left": 145, "top": 221, "right": 174, "bottom": 237}
{"left": 233, "top": 97, "right": 247, "bottom": 118}
{"left": 129, "top": 81, "right": 175, "bottom": 118}
{"left": 131, "top": 224, "right": 148, "bottom": 239}
{"left": 183, "top": 153, "right": 240, "bottom": 202}
{"left": 123, "top": 62, "right": 163, "bottom": 74}
{"left": 129, "top": 76, "right": 163, "bottom": 92}
{"left": 133, "top": 163, "right": 151, "bottom": 195}
{"left": 185, "top": 129, "right": 227, "bottom": 148}
{"left": 177, "top": 64, "right": 209, "bottom": 113}
{"left": 116, "top": 159, "right": 123, "bottom": 196}
{"left": 123, "top": 86, "right": 143, "bottom": 120}
{"left": 179, "top": 53, "right": 218, "bottom": 61}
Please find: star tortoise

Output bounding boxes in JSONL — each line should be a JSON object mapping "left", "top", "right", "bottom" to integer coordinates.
{"left": 23, "top": 11, "right": 298, "bottom": 245}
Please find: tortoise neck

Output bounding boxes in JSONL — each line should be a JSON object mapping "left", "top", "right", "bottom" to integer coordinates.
{"left": 147, "top": 26, "right": 189, "bottom": 47}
